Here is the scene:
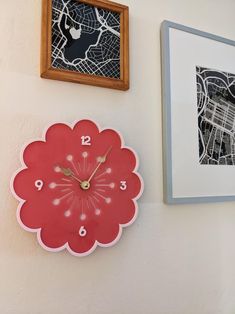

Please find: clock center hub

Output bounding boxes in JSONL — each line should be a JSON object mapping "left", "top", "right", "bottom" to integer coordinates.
{"left": 80, "top": 180, "right": 90, "bottom": 190}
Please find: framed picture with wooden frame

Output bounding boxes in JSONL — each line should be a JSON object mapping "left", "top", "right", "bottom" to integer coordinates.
{"left": 41, "top": 0, "right": 129, "bottom": 90}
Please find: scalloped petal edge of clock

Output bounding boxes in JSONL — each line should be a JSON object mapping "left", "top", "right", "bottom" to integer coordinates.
{"left": 10, "top": 119, "right": 144, "bottom": 257}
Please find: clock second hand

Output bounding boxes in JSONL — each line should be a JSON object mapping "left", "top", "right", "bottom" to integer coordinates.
{"left": 60, "top": 167, "right": 82, "bottom": 183}
{"left": 87, "top": 146, "right": 112, "bottom": 183}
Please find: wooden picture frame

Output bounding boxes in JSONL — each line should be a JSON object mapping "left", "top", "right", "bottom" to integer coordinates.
{"left": 41, "top": 0, "right": 129, "bottom": 90}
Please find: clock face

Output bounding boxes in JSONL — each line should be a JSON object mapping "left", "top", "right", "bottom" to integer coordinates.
{"left": 11, "top": 120, "right": 143, "bottom": 256}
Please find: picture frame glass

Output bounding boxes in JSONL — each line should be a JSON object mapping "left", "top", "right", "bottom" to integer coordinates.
{"left": 51, "top": 0, "right": 121, "bottom": 79}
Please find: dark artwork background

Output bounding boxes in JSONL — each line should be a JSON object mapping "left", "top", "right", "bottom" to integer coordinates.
{"left": 197, "top": 66, "right": 235, "bottom": 165}
{"left": 51, "top": 0, "right": 121, "bottom": 79}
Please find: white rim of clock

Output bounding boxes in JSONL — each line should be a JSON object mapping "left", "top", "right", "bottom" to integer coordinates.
{"left": 10, "top": 119, "right": 144, "bottom": 257}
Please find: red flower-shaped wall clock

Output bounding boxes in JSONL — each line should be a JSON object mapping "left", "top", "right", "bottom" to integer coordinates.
{"left": 11, "top": 120, "right": 143, "bottom": 256}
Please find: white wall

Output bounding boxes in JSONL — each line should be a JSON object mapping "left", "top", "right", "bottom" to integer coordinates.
{"left": 1, "top": 0, "right": 235, "bottom": 313}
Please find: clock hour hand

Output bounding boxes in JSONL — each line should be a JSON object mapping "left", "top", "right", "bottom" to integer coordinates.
{"left": 60, "top": 167, "right": 82, "bottom": 183}
{"left": 60, "top": 167, "right": 90, "bottom": 190}
{"left": 87, "top": 146, "right": 112, "bottom": 183}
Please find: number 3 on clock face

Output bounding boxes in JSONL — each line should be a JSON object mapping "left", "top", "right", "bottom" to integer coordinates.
{"left": 11, "top": 119, "right": 144, "bottom": 256}
{"left": 120, "top": 181, "right": 127, "bottom": 190}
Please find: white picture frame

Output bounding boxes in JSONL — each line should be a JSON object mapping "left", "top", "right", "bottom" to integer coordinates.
{"left": 161, "top": 20, "right": 235, "bottom": 204}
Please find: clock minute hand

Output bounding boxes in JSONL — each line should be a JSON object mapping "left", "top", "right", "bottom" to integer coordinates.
{"left": 60, "top": 167, "right": 82, "bottom": 183}
{"left": 87, "top": 146, "right": 112, "bottom": 183}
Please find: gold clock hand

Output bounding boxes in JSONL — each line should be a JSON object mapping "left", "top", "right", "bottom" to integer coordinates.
{"left": 60, "top": 167, "right": 82, "bottom": 183}
{"left": 61, "top": 167, "right": 90, "bottom": 190}
{"left": 87, "top": 146, "right": 112, "bottom": 183}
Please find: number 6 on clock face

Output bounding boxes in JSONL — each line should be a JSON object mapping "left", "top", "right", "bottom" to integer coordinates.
{"left": 79, "top": 226, "right": 87, "bottom": 237}
{"left": 11, "top": 119, "right": 143, "bottom": 257}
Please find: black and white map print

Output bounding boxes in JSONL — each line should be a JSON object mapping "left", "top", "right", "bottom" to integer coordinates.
{"left": 51, "top": 0, "right": 120, "bottom": 79}
{"left": 197, "top": 66, "right": 235, "bottom": 165}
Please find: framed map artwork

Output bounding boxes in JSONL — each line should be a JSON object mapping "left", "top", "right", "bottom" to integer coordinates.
{"left": 161, "top": 20, "right": 235, "bottom": 204}
{"left": 41, "top": 0, "right": 129, "bottom": 90}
